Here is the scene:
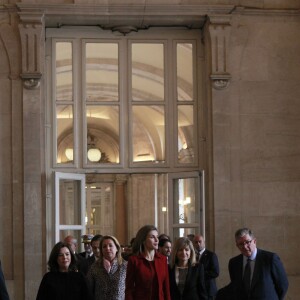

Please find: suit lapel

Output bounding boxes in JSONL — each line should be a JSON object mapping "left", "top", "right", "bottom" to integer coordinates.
{"left": 237, "top": 255, "right": 244, "bottom": 284}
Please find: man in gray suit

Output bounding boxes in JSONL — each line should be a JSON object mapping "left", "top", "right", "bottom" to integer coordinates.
{"left": 0, "top": 260, "right": 9, "bottom": 300}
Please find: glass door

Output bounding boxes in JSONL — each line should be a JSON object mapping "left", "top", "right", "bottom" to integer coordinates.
{"left": 55, "top": 172, "right": 86, "bottom": 244}
{"left": 168, "top": 171, "right": 205, "bottom": 240}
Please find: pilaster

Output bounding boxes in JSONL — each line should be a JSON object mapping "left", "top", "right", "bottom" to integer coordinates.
{"left": 18, "top": 11, "right": 44, "bottom": 89}
{"left": 18, "top": 8, "right": 45, "bottom": 300}
{"left": 205, "top": 15, "right": 232, "bottom": 90}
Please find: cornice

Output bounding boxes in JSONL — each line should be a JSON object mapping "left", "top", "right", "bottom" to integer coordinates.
{"left": 16, "top": 4, "right": 235, "bottom": 16}
{"left": 15, "top": 3, "right": 300, "bottom": 17}
{"left": 232, "top": 6, "right": 300, "bottom": 16}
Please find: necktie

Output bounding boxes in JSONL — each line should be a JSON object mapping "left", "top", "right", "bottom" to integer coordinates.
{"left": 243, "top": 258, "right": 251, "bottom": 294}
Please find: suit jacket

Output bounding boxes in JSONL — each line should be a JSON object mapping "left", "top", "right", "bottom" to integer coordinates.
{"left": 125, "top": 252, "right": 171, "bottom": 300}
{"left": 0, "top": 260, "right": 10, "bottom": 300}
{"left": 228, "top": 248, "right": 289, "bottom": 300}
{"left": 75, "top": 253, "right": 89, "bottom": 276}
{"left": 169, "top": 263, "right": 208, "bottom": 300}
{"left": 86, "top": 255, "right": 96, "bottom": 273}
{"left": 199, "top": 249, "right": 219, "bottom": 297}
{"left": 79, "top": 251, "right": 91, "bottom": 259}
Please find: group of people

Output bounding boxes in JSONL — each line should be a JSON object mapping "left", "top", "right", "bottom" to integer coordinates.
{"left": 34, "top": 226, "right": 289, "bottom": 300}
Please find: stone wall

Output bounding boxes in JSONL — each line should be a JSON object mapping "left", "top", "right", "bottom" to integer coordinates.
{"left": 0, "top": 1, "right": 299, "bottom": 299}
{"left": 213, "top": 9, "right": 300, "bottom": 299}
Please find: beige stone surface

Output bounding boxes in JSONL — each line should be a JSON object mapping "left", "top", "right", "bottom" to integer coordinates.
{"left": 0, "top": 1, "right": 300, "bottom": 299}
{"left": 213, "top": 10, "right": 300, "bottom": 299}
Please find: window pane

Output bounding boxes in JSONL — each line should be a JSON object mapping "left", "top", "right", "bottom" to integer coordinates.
{"left": 132, "top": 105, "right": 165, "bottom": 162}
{"left": 132, "top": 43, "right": 164, "bottom": 101}
{"left": 86, "top": 105, "right": 119, "bottom": 164}
{"left": 56, "top": 42, "right": 73, "bottom": 101}
{"left": 173, "top": 228, "right": 197, "bottom": 240}
{"left": 173, "top": 178, "right": 198, "bottom": 224}
{"left": 177, "top": 43, "right": 193, "bottom": 101}
{"left": 59, "top": 179, "right": 81, "bottom": 225}
{"left": 86, "top": 43, "right": 119, "bottom": 101}
{"left": 56, "top": 105, "right": 73, "bottom": 164}
{"left": 86, "top": 183, "right": 114, "bottom": 236}
{"left": 178, "top": 105, "right": 194, "bottom": 163}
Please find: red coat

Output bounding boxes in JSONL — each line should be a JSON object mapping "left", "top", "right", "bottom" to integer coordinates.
{"left": 125, "top": 252, "right": 171, "bottom": 300}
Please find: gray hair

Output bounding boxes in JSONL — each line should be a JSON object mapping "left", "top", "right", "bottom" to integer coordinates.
{"left": 235, "top": 228, "right": 255, "bottom": 241}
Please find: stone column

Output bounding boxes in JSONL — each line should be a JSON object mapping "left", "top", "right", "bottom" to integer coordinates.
{"left": 115, "top": 175, "right": 128, "bottom": 245}
{"left": 18, "top": 10, "right": 45, "bottom": 300}
{"left": 203, "top": 15, "right": 232, "bottom": 249}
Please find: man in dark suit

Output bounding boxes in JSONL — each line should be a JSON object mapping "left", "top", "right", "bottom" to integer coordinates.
{"left": 64, "top": 235, "right": 89, "bottom": 275}
{"left": 86, "top": 234, "right": 103, "bottom": 272}
{"left": 0, "top": 260, "right": 10, "bottom": 300}
{"left": 193, "top": 234, "right": 219, "bottom": 299}
{"left": 227, "top": 227, "right": 288, "bottom": 300}
{"left": 79, "top": 234, "right": 94, "bottom": 259}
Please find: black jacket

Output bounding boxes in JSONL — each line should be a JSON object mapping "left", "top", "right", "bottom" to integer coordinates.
{"left": 199, "top": 249, "right": 219, "bottom": 297}
{"left": 0, "top": 260, "right": 10, "bottom": 300}
{"left": 169, "top": 263, "right": 208, "bottom": 300}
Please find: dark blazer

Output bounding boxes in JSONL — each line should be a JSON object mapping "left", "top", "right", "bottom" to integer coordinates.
{"left": 169, "top": 263, "right": 208, "bottom": 300}
{"left": 125, "top": 252, "right": 171, "bottom": 300}
{"left": 36, "top": 271, "right": 92, "bottom": 300}
{"left": 75, "top": 253, "right": 89, "bottom": 275}
{"left": 86, "top": 255, "right": 96, "bottom": 273}
{"left": 199, "top": 249, "right": 219, "bottom": 297}
{"left": 0, "top": 260, "right": 10, "bottom": 300}
{"left": 228, "top": 248, "right": 289, "bottom": 300}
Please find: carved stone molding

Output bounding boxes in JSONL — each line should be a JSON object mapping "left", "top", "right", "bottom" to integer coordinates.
{"left": 115, "top": 174, "right": 128, "bottom": 185}
{"left": 18, "top": 11, "right": 44, "bottom": 89}
{"left": 206, "top": 15, "right": 232, "bottom": 90}
{"left": 210, "top": 73, "right": 231, "bottom": 90}
{"left": 20, "top": 72, "right": 42, "bottom": 89}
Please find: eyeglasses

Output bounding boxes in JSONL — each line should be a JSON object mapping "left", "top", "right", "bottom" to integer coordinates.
{"left": 237, "top": 240, "right": 253, "bottom": 248}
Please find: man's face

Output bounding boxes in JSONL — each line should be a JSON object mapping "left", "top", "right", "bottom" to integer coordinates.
{"left": 193, "top": 235, "right": 205, "bottom": 252}
{"left": 91, "top": 240, "right": 101, "bottom": 258}
{"left": 84, "top": 242, "right": 92, "bottom": 254}
{"left": 65, "top": 237, "right": 77, "bottom": 253}
{"left": 236, "top": 234, "right": 256, "bottom": 257}
{"left": 159, "top": 241, "right": 172, "bottom": 257}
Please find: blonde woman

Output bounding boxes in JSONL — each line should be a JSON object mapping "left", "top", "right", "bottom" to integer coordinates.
{"left": 88, "top": 235, "right": 127, "bottom": 300}
{"left": 169, "top": 237, "right": 207, "bottom": 300}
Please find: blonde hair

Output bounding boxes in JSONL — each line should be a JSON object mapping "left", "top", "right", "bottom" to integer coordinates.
{"left": 99, "top": 235, "right": 124, "bottom": 265}
{"left": 170, "top": 237, "right": 196, "bottom": 268}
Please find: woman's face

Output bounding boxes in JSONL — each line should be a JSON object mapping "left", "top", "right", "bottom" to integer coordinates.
{"left": 143, "top": 230, "right": 159, "bottom": 252}
{"left": 102, "top": 238, "right": 118, "bottom": 262}
{"left": 57, "top": 247, "right": 71, "bottom": 272}
{"left": 176, "top": 245, "right": 191, "bottom": 265}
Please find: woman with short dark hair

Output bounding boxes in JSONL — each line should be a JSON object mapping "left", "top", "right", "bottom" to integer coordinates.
{"left": 36, "top": 242, "right": 92, "bottom": 300}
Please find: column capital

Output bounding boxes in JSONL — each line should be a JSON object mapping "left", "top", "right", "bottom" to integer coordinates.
{"left": 115, "top": 174, "right": 128, "bottom": 185}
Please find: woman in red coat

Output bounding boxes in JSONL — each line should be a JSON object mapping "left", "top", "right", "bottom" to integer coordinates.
{"left": 125, "top": 225, "right": 171, "bottom": 300}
